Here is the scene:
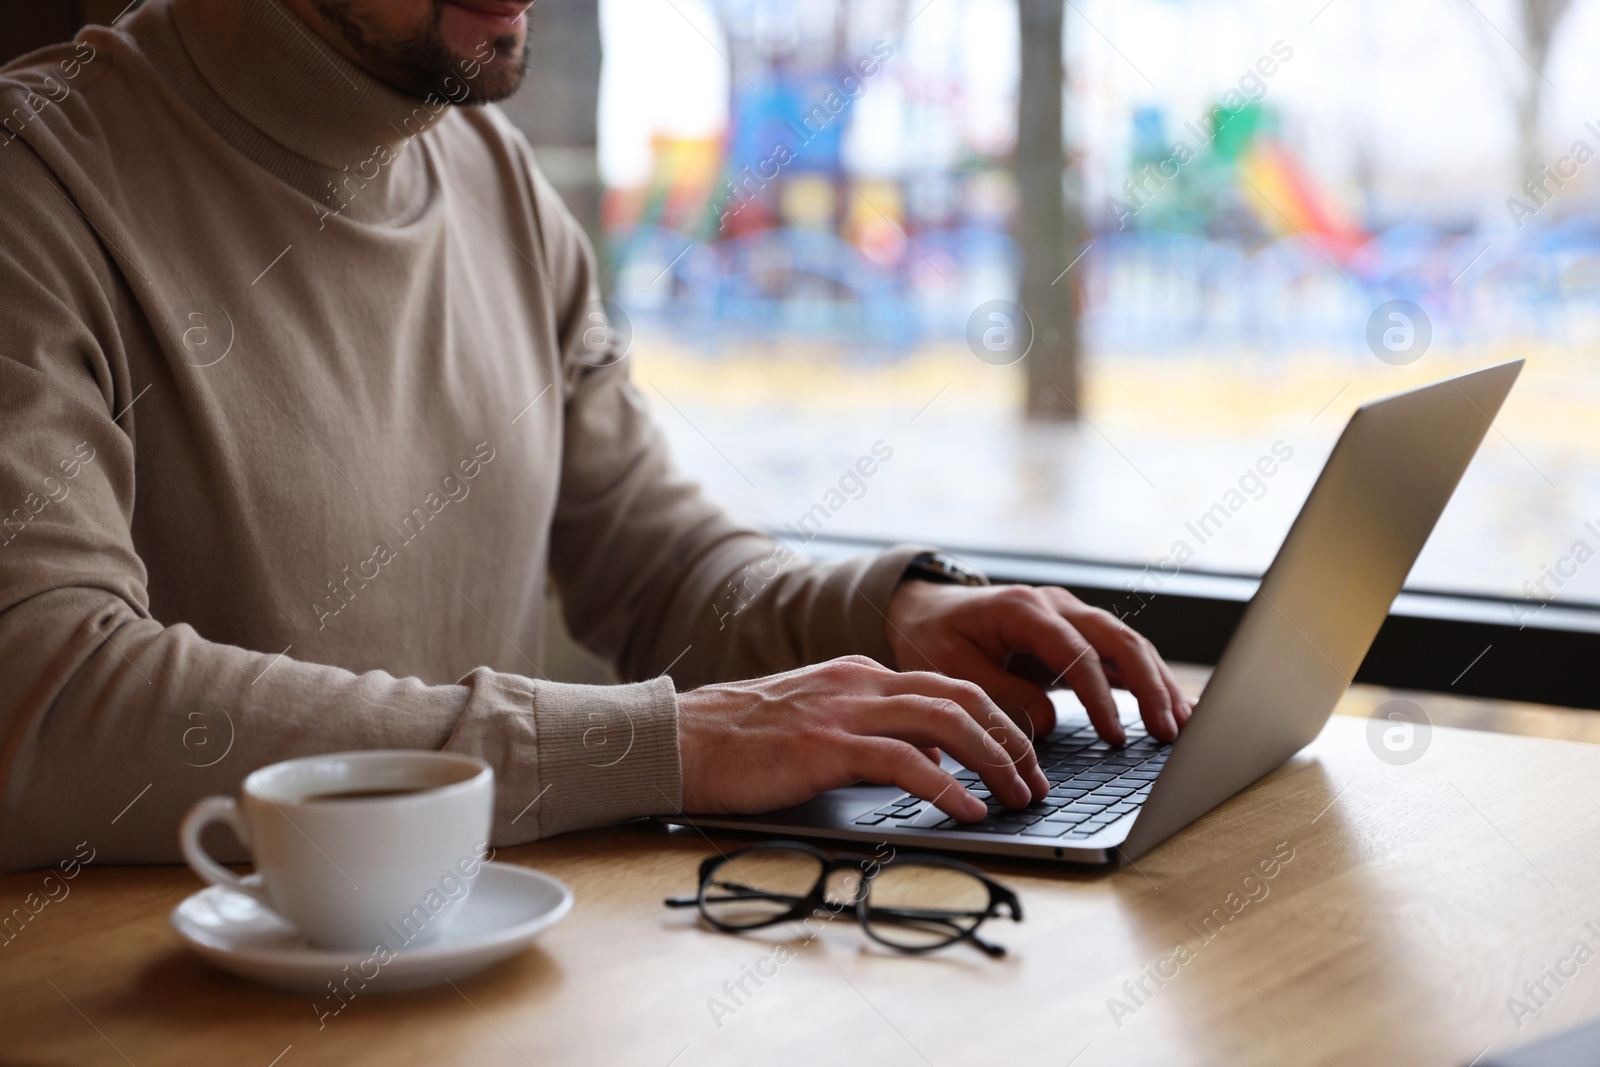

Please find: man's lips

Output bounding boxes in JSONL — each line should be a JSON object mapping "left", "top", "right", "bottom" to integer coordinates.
{"left": 443, "top": 0, "right": 529, "bottom": 32}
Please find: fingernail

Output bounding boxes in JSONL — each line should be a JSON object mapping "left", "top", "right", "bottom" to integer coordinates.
{"left": 962, "top": 791, "right": 987, "bottom": 820}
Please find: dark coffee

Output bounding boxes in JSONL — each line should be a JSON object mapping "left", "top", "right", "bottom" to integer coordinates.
{"left": 301, "top": 786, "right": 432, "bottom": 802}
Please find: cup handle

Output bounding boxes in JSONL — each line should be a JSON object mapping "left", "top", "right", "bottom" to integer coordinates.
{"left": 180, "top": 796, "right": 272, "bottom": 908}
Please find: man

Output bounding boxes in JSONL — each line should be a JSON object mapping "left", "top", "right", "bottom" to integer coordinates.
{"left": 0, "top": 0, "right": 1191, "bottom": 873}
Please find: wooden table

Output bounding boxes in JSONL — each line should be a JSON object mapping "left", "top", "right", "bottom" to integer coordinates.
{"left": 5, "top": 691, "right": 1600, "bottom": 1067}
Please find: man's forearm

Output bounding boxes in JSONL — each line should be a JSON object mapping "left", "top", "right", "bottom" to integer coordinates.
{"left": 0, "top": 589, "right": 681, "bottom": 873}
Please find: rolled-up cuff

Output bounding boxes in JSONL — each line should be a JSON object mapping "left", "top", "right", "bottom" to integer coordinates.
{"left": 826, "top": 542, "right": 934, "bottom": 668}
{"left": 445, "top": 668, "right": 681, "bottom": 845}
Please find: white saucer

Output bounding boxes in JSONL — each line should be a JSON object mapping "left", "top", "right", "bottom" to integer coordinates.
{"left": 170, "top": 862, "right": 572, "bottom": 993}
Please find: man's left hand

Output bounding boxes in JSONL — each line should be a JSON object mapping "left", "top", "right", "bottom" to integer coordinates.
{"left": 885, "top": 581, "right": 1194, "bottom": 745}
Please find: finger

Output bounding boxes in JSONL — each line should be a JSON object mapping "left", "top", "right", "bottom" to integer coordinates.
{"left": 864, "top": 697, "right": 1036, "bottom": 806}
{"left": 917, "top": 746, "right": 943, "bottom": 764}
{"left": 1070, "top": 610, "right": 1178, "bottom": 741}
{"left": 1154, "top": 658, "right": 1193, "bottom": 727}
{"left": 987, "top": 601, "right": 1126, "bottom": 745}
{"left": 1100, "top": 659, "right": 1190, "bottom": 735}
{"left": 938, "top": 637, "right": 1058, "bottom": 739}
{"left": 1100, "top": 659, "right": 1190, "bottom": 721}
{"left": 857, "top": 687, "right": 1030, "bottom": 806}
{"left": 1105, "top": 661, "right": 1190, "bottom": 730}
{"left": 845, "top": 737, "right": 987, "bottom": 822}
{"left": 881, "top": 671, "right": 1050, "bottom": 801}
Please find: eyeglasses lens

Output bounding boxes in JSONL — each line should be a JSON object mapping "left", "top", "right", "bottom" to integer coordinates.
{"left": 862, "top": 862, "right": 991, "bottom": 950}
{"left": 701, "top": 848, "right": 825, "bottom": 929}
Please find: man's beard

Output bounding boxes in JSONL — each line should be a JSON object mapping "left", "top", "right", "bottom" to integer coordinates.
{"left": 310, "top": 0, "right": 530, "bottom": 104}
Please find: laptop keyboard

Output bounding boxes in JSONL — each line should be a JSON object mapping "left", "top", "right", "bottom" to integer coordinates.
{"left": 852, "top": 721, "right": 1170, "bottom": 841}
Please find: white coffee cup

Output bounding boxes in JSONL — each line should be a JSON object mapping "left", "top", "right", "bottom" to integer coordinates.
{"left": 180, "top": 750, "right": 494, "bottom": 952}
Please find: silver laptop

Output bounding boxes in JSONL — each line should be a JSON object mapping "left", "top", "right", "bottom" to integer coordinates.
{"left": 670, "top": 360, "right": 1523, "bottom": 864}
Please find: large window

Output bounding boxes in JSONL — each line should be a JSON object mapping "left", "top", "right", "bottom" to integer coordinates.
{"left": 596, "top": 0, "right": 1600, "bottom": 610}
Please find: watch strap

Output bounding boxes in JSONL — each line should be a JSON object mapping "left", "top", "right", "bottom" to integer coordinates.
{"left": 902, "top": 551, "right": 990, "bottom": 587}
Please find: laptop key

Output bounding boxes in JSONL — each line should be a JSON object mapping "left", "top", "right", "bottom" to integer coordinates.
{"left": 1020, "top": 822, "right": 1071, "bottom": 837}
{"left": 993, "top": 811, "right": 1043, "bottom": 826}
{"left": 854, "top": 813, "right": 887, "bottom": 826}
{"left": 906, "top": 806, "right": 953, "bottom": 829}
{"left": 1062, "top": 806, "right": 1108, "bottom": 818}
{"left": 1044, "top": 811, "right": 1089, "bottom": 824}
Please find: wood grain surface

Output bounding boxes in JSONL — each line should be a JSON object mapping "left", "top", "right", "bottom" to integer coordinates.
{"left": 4, "top": 689, "right": 1599, "bottom": 1067}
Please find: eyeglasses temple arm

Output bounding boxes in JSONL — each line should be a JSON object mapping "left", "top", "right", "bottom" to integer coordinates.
{"left": 992, "top": 887, "right": 1023, "bottom": 921}
{"left": 967, "top": 931, "right": 1008, "bottom": 957}
{"left": 663, "top": 896, "right": 700, "bottom": 908}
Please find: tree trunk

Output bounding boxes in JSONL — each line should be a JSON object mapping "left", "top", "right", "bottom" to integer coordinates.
{"left": 1016, "top": 0, "right": 1081, "bottom": 420}
{"left": 1512, "top": 0, "right": 1570, "bottom": 189}
{"left": 498, "top": 0, "right": 606, "bottom": 271}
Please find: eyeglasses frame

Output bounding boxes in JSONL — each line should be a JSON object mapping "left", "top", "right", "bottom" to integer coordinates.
{"left": 665, "top": 840, "right": 1023, "bottom": 957}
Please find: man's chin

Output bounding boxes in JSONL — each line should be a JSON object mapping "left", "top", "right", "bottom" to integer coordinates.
{"left": 439, "top": 0, "right": 528, "bottom": 59}
{"left": 439, "top": 25, "right": 528, "bottom": 104}
{"left": 306, "top": 0, "right": 528, "bottom": 104}
{"left": 452, "top": 50, "right": 528, "bottom": 104}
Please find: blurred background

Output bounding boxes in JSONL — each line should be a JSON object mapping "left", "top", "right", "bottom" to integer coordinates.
{"left": 510, "top": 0, "right": 1600, "bottom": 618}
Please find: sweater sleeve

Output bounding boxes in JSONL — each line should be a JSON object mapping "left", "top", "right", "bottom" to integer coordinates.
{"left": 524, "top": 156, "right": 929, "bottom": 688}
{"left": 0, "top": 140, "right": 680, "bottom": 874}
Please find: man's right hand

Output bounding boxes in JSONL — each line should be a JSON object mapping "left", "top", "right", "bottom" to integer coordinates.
{"left": 677, "top": 655, "right": 1051, "bottom": 822}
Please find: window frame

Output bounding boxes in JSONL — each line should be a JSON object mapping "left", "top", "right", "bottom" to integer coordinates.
{"left": 794, "top": 534, "right": 1600, "bottom": 712}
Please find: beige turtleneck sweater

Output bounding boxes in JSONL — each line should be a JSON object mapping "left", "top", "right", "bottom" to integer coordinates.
{"left": 0, "top": 0, "right": 921, "bottom": 873}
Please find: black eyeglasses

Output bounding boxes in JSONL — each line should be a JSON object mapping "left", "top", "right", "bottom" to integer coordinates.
{"left": 665, "top": 841, "right": 1023, "bottom": 956}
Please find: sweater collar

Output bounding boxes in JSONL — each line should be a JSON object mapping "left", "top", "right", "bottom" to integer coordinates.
{"left": 169, "top": 0, "right": 449, "bottom": 170}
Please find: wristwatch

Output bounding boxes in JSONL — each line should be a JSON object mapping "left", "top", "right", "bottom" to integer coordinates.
{"left": 901, "top": 551, "right": 990, "bottom": 587}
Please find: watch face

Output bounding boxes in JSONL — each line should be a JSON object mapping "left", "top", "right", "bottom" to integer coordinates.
{"left": 947, "top": 563, "right": 987, "bottom": 586}
{"left": 911, "top": 553, "right": 988, "bottom": 586}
